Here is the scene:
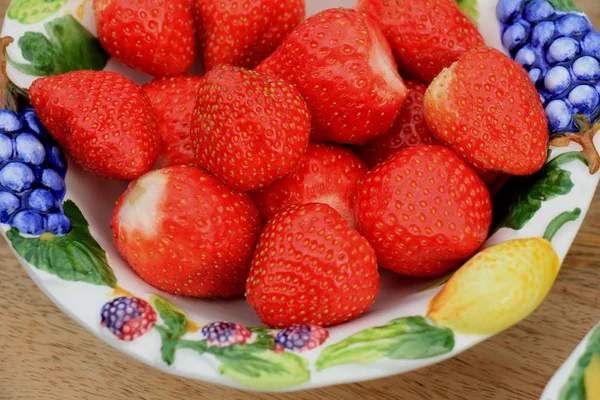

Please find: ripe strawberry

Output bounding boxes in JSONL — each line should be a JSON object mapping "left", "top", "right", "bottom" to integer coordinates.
{"left": 94, "top": 0, "right": 195, "bottom": 77}
{"left": 111, "top": 166, "right": 261, "bottom": 298}
{"left": 357, "top": 0, "right": 484, "bottom": 84}
{"left": 250, "top": 142, "right": 367, "bottom": 227}
{"left": 358, "top": 80, "right": 439, "bottom": 167}
{"left": 194, "top": 0, "right": 304, "bottom": 71}
{"left": 486, "top": 173, "right": 510, "bottom": 199}
{"left": 256, "top": 8, "right": 408, "bottom": 145}
{"left": 142, "top": 75, "right": 203, "bottom": 168}
{"left": 424, "top": 46, "right": 548, "bottom": 176}
{"left": 246, "top": 203, "right": 380, "bottom": 328}
{"left": 29, "top": 70, "right": 159, "bottom": 180}
{"left": 355, "top": 81, "right": 500, "bottom": 184}
{"left": 101, "top": 296, "right": 157, "bottom": 341}
{"left": 478, "top": 170, "right": 502, "bottom": 186}
{"left": 355, "top": 145, "right": 492, "bottom": 277}
{"left": 191, "top": 65, "right": 310, "bottom": 191}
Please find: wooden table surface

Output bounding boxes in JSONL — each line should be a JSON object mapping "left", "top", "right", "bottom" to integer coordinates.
{"left": 1, "top": 1, "right": 600, "bottom": 399}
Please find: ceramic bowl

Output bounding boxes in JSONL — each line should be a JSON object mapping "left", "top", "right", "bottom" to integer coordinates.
{"left": 1, "top": 0, "right": 599, "bottom": 392}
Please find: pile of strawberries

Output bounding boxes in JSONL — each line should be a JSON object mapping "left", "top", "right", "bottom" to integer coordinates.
{"left": 28, "top": 0, "right": 550, "bottom": 328}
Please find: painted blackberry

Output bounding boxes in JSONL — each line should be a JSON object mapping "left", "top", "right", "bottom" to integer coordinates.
{"left": 274, "top": 324, "right": 329, "bottom": 353}
{"left": 201, "top": 322, "right": 252, "bottom": 347}
{"left": 497, "top": 0, "right": 600, "bottom": 172}
{"left": 101, "top": 296, "right": 157, "bottom": 341}
{"left": 0, "top": 39, "right": 70, "bottom": 235}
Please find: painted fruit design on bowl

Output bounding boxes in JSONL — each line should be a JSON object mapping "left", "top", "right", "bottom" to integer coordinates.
{"left": 0, "top": 107, "right": 70, "bottom": 235}
{"left": 101, "top": 296, "right": 157, "bottom": 341}
{"left": 0, "top": 0, "right": 597, "bottom": 392}
{"left": 498, "top": 0, "right": 600, "bottom": 172}
{"left": 0, "top": 35, "right": 115, "bottom": 287}
{"left": 543, "top": 321, "right": 600, "bottom": 400}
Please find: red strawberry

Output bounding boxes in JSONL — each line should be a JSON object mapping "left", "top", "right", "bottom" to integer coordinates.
{"left": 142, "top": 75, "right": 203, "bottom": 168}
{"left": 95, "top": 0, "right": 195, "bottom": 77}
{"left": 354, "top": 145, "right": 492, "bottom": 277}
{"left": 111, "top": 166, "right": 261, "bottom": 298}
{"left": 29, "top": 70, "right": 159, "bottom": 180}
{"left": 356, "top": 81, "right": 499, "bottom": 184}
{"left": 357, "top": 0, "right": 484, "bottom": 84}
{"left": 487, "top": 173, "right": 510, "bottom": 199}
{"left": 246, "top": 203, "right": 380, "bottom": 328}
{"left": 424, "top": 46, "right": 548, "bottom": 176}
{"left": 251, "top": 142, "right": 367, "bottom": 227}
{"left": 256, "top": 8, "right": 408, "bottom": 145}
{"left": 191, "top": 65, "right": 310, "bottom": 191}
{"left": 194, "top": 0, "right": 304, "bottom": 71}
{"left": 358, "top": 80, "right": 439, "bottom": 167}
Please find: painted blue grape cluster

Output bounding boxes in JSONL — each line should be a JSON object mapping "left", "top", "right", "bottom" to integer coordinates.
{"left": 497, "top": 0, "right": 600, "bottom": 134}
{"left": 0, "top": 108, "right": 70, "bottom": 235}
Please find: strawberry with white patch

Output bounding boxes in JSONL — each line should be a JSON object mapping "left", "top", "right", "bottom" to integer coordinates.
{"left": 357, "top": 0, "right": 485, "bottom": 84}
{"left": 256, "top": 8, "right": 408, "bottom": 145}
{"left": 111, "top": 166, "right": 261, "bottom": 298}
{"left": 424, "top": 46, "right": 548, "bottom": 175}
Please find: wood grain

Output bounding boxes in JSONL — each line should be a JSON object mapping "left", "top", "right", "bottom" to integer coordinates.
{"left": 1, "top": 1, "right": 599, "bottom": 399}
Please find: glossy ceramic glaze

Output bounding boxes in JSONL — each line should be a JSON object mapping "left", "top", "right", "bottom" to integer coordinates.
{"left": 1, "top": 0, "right": 598, "bottom": 393}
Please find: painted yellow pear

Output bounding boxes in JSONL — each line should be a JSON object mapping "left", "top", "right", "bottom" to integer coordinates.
{"left": 585, "top": 354, "right": 600, "bottom": 400}
{"left": 427, "top": 237, "right": 560, "bottom": 335}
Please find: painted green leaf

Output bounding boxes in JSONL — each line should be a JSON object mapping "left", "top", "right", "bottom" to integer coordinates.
{"left": 151, "top": 311, "right": 309, "bottom": 388}
{"left": 492, "top": 152, "right": 586, "bottom": 232}
{"left": 546, "top": 0, "right": 582, "bottom": 12}
{"left": 211, "top": 345, "right": 310, "bottom": 389}
{"left": 154, "top": 325, "right": 180, "bottom": 365}
{"left": 149, "top": 301, "right": 308, "bottom": 389}
{"left": 559, "top": 324, "right": 600, "bottom": 400}
{"left": 456, "top": 0, "right": 478, "bottom": 24}
{"left": 8, "top": 14, "right": 108, "bottom": 77}
{"left": 176, "top": 339, "right": 208, "bottom": 355}
{"left": 315, "top": 316, "right": 454, "bottom": 371}
{"left": 7, "top": 0, "right": 67, "bottom": 24}
{"left": 544, "top": 208, "right": 582, "bottom": 242}
{"left": 154, "top": 331, "right": 209, "bottom": 365}
{"left": 150, "top": 295, "right": 188, "bottom": 340}
{"left": 248, "top": 327, "right": 277, "bottom": 349}
{"left": 6, "top": 200, "right": 116, "bottom": 287}
{"left": 151, "top": 295, "right": 195, "bottom": 365}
